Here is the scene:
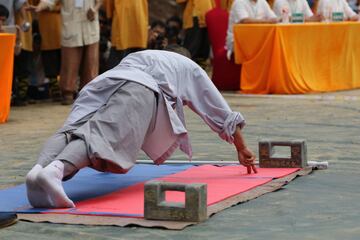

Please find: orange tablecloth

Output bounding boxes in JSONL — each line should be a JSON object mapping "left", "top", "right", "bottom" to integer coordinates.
{"left": 233, "top": 22, "right": 360, "bottom": 94}
{"left": 0, "top": 33, "right": 15, "bottom": 123}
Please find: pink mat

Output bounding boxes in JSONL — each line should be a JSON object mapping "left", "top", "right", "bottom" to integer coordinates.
{"left": 47, "top": 165, "right": 299, "bottom": 217}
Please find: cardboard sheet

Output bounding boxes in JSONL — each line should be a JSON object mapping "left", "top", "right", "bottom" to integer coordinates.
{"left": 17, "top": 168, "right": 312, "bottom": 229}
{"left": 0, "top": 164, "right": 311, "bottom": 229}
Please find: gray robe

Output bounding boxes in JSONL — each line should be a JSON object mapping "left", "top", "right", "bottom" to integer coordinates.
{"left": 60, "top": 50, "right": 246, "bottom": 171}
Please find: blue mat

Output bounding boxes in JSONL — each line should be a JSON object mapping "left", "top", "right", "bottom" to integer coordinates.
{"left": 0, "top": 164, "right": 193, "bottom": 213}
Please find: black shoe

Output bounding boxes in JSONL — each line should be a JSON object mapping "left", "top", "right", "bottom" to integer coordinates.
{"left": 0, "top": 213, "right": 17, "bottom": 228}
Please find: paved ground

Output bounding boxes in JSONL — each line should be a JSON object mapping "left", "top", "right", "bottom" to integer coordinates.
{"left": 1, "top": 90, "right": 360, "bottom": 240}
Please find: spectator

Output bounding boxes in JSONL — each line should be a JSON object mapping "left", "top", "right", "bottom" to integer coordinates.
{"left": 35, "top": 1, "right": 62, "bottom": 101}
{"left": 165, "top": 16, "right": 191, "bottom": 59}
{"left": 273, "top": 0, "right": 322, "bottom": 21}
{"left": 0, "top": 4, "right": 8, "bottom": 31}
{"left": 316, "top": 0, "right": 358, "bottom": 20}
{"left": 225, "top": 0, "right": 278, "bottom": 59}
{"left": 166, "top": 15, "right": 184, "bottom": 45}
{"left": 176, "top": 0, "right": 215, "bottom": 64}
{"left": 0, "top": 4, "right": 22, "bottom": 55}
{"left": 27, "top": 20, "right": 47, "bottom": 101}
{"left": 104, "top": 0, "right": 148, "bottom": 70}
{"left": 147, "top": 20, "right": 167, "bottom": 50}
{"left": 98, "top": 8, "right": 111, "bottom": 74}
{"left": 29, "top": 0, "right": 102, "bottom": 105}
{"left": 0, "top": 0, "right": 33, "bottom": 106}
{"left": 147, "top": 20, "right": 191, "bottom": 58}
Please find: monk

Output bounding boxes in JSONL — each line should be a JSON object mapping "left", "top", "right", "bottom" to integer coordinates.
{"left": 26, "top": 49, "right": 257, "bottom": 209}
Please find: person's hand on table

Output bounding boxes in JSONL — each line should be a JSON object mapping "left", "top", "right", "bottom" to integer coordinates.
{"left": 237, "top": 147, "right": 257, "bottom": 174}
{"left": 349, "top": 15, "right": 359, "bottom": 21}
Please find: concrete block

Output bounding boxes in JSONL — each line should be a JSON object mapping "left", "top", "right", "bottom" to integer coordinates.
{"left": 144, "top": 181, "right": 207, "bottom": 222}
{"left": 259, "top": 139, "right": 307, "bottom": 168}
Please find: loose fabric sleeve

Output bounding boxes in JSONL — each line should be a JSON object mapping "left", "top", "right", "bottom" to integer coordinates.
{"left": 342, "top": 0, "right": 356, "bottom": 18}
{"left": 302, "top": 0, "right": 314, "bottom": 18}
{"left": 264, "top": 0, "right": 277, "bottom": 18}
{"left": 181, "top": 66, "right": 245, "bottom": 144}
{"left": 272, "top": 0, "right": 288, "bottom": 17}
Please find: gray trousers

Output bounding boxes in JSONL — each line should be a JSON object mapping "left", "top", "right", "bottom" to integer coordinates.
{"left": 37, "top": 81, "right": 157, "bottom": 178}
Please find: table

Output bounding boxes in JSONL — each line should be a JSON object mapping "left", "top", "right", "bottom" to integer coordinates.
{"left": 0, "top": 33, "right": 15, "bottom": 123}
{"left": 233, "top": 22, "right": 360, "bottom": 94}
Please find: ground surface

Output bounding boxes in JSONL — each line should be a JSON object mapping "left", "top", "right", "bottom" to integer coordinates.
{"left": 1, "top": 89, "right": 360, "bottom": 240}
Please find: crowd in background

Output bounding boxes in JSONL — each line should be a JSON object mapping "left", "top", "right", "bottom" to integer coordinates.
{"left": 0, "top": 0, "right": 359, "bottom": 106}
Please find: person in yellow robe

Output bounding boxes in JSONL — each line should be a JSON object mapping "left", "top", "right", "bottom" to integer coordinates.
{"left": 13, "top": 1, "right": 33, "bottom": 106}
{"left": 220, "top": 0, "right": 235, "bottom": 10}
{"left": 176, "top": 0, "right": 215, "bottom": 63}
{"left": 104, "top": 0, "right": 148, "bottom": 70}
{"left": 35, "top": 1, "right": 62, "bottom": 101}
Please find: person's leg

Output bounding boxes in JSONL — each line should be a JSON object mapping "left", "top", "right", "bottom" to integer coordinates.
{"left": 28, "top": 137, "right": 90, "bottom": 208}
{"left": 36, "top": 138, "right": 90, "bottom": 208}
{"left": 72, "top": 81, "right": 157, "bottom": 173}
{"left": 12, "top": 50, "right": 32, "bottom": 106}
{"left": 106, "top": 47, "right": 124, "bottom": 70}
{"left": 183, "top": 17, "right": 202, "bottom": 59}
{"left": 26, "top": 132, "right": 69, "bottom": 207}
{"left": 79, "top": 42, "right": 99, "bottom": 90}
{"left": 60, "top": 46, "right": 82, "bottom": 105}
{"left": 42, "top": 49, "right": 61, "bottom": 101}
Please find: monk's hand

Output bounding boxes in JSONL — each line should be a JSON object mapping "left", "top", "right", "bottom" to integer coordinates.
{"left": 237, "top": 147, "right": 257, "bottom": 174}
{"left": 87, "top": 7, "right": 96, "bottom": 21}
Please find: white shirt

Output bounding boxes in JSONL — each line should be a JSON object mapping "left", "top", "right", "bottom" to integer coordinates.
{"left": 316, "top": 0, "right": 356, "bottom": 19}
{"left": 43, "top": 0, "right": 100, "bottom": 47}
{"left": 273, "top": 0, "right": 313, "bottom": 18}
{"left": 63, "top": 50, "right": 245, "bottom": 164}
{"left": 226, "top": 0, "right": 277, "bottom": 52}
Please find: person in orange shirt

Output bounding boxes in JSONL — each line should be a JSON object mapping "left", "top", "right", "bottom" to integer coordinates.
{"left": 176, "top": 0, "right": 215, "bottom": 64}
{"left": 104, "top": 0, "right": 148, "bottom": 70}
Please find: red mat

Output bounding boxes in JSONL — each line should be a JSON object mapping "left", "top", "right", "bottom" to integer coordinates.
{"left": 48, "top": 165, "right": 300, "bottom": 217}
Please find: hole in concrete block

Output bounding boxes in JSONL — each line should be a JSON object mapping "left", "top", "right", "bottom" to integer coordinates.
{"left": 271, "top": 146, "right": 291, "bottom": 159}
{"left": 165, "top": 190, "right": 185, "bottom": 203}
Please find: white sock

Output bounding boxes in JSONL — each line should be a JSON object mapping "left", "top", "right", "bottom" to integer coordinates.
{"left": 25, "top": 164, "right": 54, "bottom": 208}
{"left": 37, "top": 160, "right": 75, "bottom": 208}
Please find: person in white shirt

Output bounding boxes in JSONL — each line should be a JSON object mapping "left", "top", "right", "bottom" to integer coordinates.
{"left": 226, "top": 0, "right": 279, "bottom": 59}
{"left": 25, "top": 49, "right": 257, "bottom": 209}
{"left": 273, "top": 0, "right": 321, "bottom": 21}
{"left": 316, "top": 0, "right": 359, "bottom": 21}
